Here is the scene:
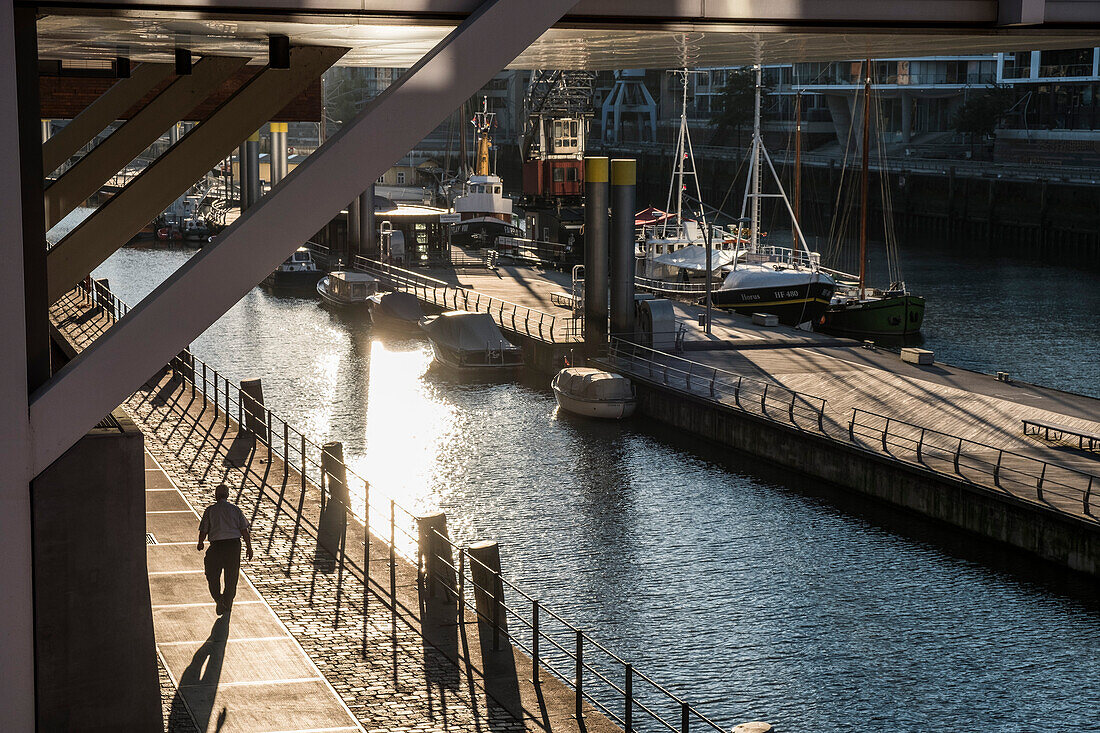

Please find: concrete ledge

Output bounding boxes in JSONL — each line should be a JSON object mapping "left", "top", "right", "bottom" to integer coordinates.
{"left": 633, "top": 378, "right": 1100, "bottom": 577}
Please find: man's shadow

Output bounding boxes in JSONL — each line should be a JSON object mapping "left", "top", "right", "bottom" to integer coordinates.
{"left": 169, "top": 614, "right": 231, "bottom": 732}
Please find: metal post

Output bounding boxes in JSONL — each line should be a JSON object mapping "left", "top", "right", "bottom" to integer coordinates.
{"left": 584, "top": 157, "right": 609, "bottom": 354}
{"left": 994, "top": 449, "right": 1003, "bottom": 487}
{"left": 532, "top": 600, "right": 540, "bottom": 685}
{"left": 761, "top": 383, "right": 768, "bottom": 412}
{"left": 682, "top": 701, "right": 690, "bottom": 733}
{"left": 245, "top": 130, "right": 261, "bottom": 206}
{"left": 1085, "top": 476, "right": 1094, "bottom": 514}
{"left": 389, "top": 500, "right": 396, "bottom": 630}
{"left": 363, "top": 476, "right": 369, "bottom": 652}
{"left": 237, "top": 142, "right": 249, "bottom": 211}
{"left": 575, "top": 630, "right": 584, "bottom": 721}
{"left": 361, "top": 186, "right": 376, "bottom": 259}
{"left": 610, "top": 159, "right": 636, "bottom": 339}
{"left": 1037, "top": 463, "right": 1046, "bottom": 499}
{"left": 212, "top": 370, "right": 219, "bottom": 419}
{"left": 917, "top": 428, "right": 925, "bottom": 461}
{"left": 789, "top": 393, "right": 796, "bottom": 423}
{"left": 954, "top": 438, "right": 963, "bottom": 473}
{"left": 624, "top": 663, "right": 633, "bottom": 733}
{"left": 882, "top": 418, "right": 890, "bottom": 451}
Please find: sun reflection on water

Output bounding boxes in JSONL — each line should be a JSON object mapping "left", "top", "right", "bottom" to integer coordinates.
{"left": 344, "top": 338, "right": 457, "bottom": 554}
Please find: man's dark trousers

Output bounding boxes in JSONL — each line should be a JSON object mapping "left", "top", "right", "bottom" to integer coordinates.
{"left": 204, "top": 538, "right": 242, "bottom": 606}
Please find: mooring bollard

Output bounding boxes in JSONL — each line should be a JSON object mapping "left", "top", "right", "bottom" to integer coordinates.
{"left": 239, "top": 378, "right": 268, "bottom": 443}
{"left": 416, "top": 511, "right": 456, "bottom": 604}
{"left": 317, "top": 441, "right": 348, "bottom": 558}
{"left": 467, "top": 540, "right": 507, "bottom": 652}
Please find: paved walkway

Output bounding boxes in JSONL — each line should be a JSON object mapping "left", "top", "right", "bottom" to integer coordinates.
{"left": 145, "top": 451, "right": 364, "bottom": 733}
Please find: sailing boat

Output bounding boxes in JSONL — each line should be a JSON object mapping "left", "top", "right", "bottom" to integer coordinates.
{"left": 712, "top": 66, "right": 835, "bottom": 327}
{"left": 636, "top": 69, "right": 744, "bottom": 284}
{"left": 821, "top": 60, "right": 925, "bottom": 338}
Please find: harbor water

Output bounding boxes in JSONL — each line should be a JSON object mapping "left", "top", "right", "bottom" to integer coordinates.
{"left": 94, "top": 239, "right": 1100, "bottom": 732}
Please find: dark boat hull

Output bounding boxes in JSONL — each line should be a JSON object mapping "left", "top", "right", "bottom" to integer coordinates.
{"left": 822, "top": 294, "right": 925, "bottom": 337}
{"left": 711, "top": 280, "right": 834, "bottom": 326}
{"left": 427, "top": 341, "right": 523, "bottom": 374}
{"left": 262, "top": 269, "right": 324, "bottom": 293}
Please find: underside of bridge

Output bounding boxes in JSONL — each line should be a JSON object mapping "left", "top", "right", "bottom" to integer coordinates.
{"left": 3, "top": 0, "right": 1099, "bottom": 728}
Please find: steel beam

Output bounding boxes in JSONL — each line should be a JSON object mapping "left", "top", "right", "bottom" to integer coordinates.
{"left": 1, "top": 4, "right": 37, "bottom": 729}
{"left": 44, "top": 56, "right": 245, "bottom": 229}
{"left": 29, "top": 0, "right": 578, "bottom": 476}
{"left": 46, "top": 46, "right": 344, "bottom": 303}
{"left": 42, "top": 62, "right": 174, "bottom": 175}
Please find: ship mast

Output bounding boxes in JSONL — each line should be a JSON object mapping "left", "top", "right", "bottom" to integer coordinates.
{"left": 794, "top": 91, "right": 802, "bottom": 223}
{"left": 473, "top": 96, "right": 494, "bottom": 177}
{"left": 750, "top": 64, "right": 762, "bottom": 252}
{"left": 859, "top": 59, "right": 871, "bottom": 298}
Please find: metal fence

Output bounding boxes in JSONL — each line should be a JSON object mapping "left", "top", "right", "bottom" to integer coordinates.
{"left": 75, "top": 279, "right": 733, "bottom": 733}
{"left": 606, "top": 336, "right": 1100, "bottom": 517}
{"left": 848, "top": 408, "right": 1097, "bottom": 515}
{"left": 426, "top": 528, "right": 728, "bottom": 733}
{"left": 607, "top": 337, "right": 830, "bottom": 432}
{"left": 353, "top": 256, "right": 582, "bottom": 343}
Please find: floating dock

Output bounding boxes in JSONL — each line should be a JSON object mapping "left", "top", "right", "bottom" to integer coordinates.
{"left": 362, "top": 257, "right": 1100, "bottom": 576}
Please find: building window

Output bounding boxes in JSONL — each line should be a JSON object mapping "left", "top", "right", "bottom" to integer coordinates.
{"left": 396, "top": 171, "right": 406, "bottom": 184}
{"left": 377, "top": 175, "right": 385, "bottom": 184}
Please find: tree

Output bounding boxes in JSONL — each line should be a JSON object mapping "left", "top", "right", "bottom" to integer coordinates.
{"left": 951, "top": 85, "right": 1014, "bottom": 157}
{"left": 708, "top": 69, "right": 762, "bottom": 148}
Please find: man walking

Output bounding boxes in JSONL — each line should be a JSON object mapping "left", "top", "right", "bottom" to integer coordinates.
{"left": 197, "top": 484, "right": 254, "bottom": 615}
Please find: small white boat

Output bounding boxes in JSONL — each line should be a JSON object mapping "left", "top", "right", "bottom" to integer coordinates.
{"left": 263, "top": 246, "right": 324, "bottom": 293}
{"left": 316, "top": 271, "right": 379, "bottom": 308}
{"left": 551, "top": 367, "right": 636, "bottom": 419}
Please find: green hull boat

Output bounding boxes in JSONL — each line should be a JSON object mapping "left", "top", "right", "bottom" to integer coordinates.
{"left": 822, "top": 292, "right": 925, "bottom": 337}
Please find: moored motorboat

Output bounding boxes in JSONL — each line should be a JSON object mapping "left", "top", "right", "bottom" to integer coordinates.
{"left": 367, "top": 291, "right": 424, "bottom": 333}
{"left": 316, "top": 271, "right": 379, "bottom": 308}
{"left": 419, "top": 311, "right": 523, "bottom": 373}
{"left": 712, "top": 262, "right": 835, "bottom": 326}
{"left": 551, "top": 367, "right": 635, "bottom": 419}
{"left": 263, "top": 247, "right": 324, "bottom": 293}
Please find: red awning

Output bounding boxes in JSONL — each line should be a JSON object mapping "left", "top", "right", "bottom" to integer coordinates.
{"left": 634, "top": 207, "right": 675, "bottom": 226}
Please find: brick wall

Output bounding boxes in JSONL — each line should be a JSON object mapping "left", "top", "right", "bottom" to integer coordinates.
{"left": 40, "top": 65, "right": 322, "bottom": 122}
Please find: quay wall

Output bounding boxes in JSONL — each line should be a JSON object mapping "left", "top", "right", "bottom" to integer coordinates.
{"left": 632, "top": 376, "right": 1100, "bottom": 577}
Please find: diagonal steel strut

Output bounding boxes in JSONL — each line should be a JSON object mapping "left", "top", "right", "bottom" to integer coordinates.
{"left": 30, "top": 0, "right": 579, "bottom": 474}
{"left": 46, "top": 46, "right": 343, "bottom": 303}
{"left": 42, "top": 61, "right": 175, "bottom": 176}
{"left": 44, "top": 56, "right": 246, "bottom": 229}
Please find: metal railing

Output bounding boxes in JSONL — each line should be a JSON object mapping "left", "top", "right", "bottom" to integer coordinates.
{"left": 848, "top": 408, "right": 1098, "bottom": 514}
{"left": 605, "top": 335, "right": 1099, "bottom": 518}
{"left": 607, "top": 338, "right": 830, "bottom": 432}
{"left": 74, "top": 280, "right": 735, "bottom": 732}
{"left": 353, "top": 256, "right": 582, "bottom": 343}
{"left": 427, "top": 528, "right": 727, "bottom": 733}
{"left": 495, "top": 236, "right": 579, "bottom": 268}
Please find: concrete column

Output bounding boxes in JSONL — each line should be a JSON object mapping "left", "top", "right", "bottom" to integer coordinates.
{"left": 32, "top": 411, "right": 160, "bottom": 730}
{"left": 1, "top": 5, "right": 40, "bottom": 727}
{"left": 468, "top": 540, "right": 507, "bottom": 651}
{"left": 269, "top": 122, "right": 288, "bottom": 186}
{"left": 245, "top": 130, "right": 261, "bottom": 207}
{"left": 346, "top": 196, "right": 360, "bottom": 267}
{"left": 417, "top": 511, "right": 456, "bottom": 603}
{"left": 609, "top": 158, "right": 636, "bottom": 339}
{"left": 41, "top": 118, "right": 51, "bottom": 142}
{"left": 900, "top": 92, "right": 913, "bottom": 145}
{"left": 238, "top": 378, "right": 267, "bottom": 443}
{"left": 359, "top": 185, "right": 375, "bottom": 260}
{"left": 168, "top": 122, "right": 179, "bottom": 146}
{"left": 583, "top": 157, "right": 609, "bottom": 352}
{"left": 237, "top": 143, "right": 249, "bottom": 212}
{"left": 318, "top": 441, "right": 348, "bottom": 557}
